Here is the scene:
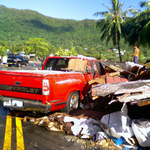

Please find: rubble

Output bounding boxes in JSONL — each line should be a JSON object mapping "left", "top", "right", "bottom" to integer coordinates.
{"left": 23, "top": 112, "right": 102, "bottom": 138}
{"left": 132, "top": 119, "right": 150, "bottom": 147}
{"left": 22, "top": 61, "right": 150, "bottom": 149}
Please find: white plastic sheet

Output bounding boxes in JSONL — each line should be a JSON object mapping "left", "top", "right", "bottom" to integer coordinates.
{"left": 63, "top": 116, "right": 102, "bottom": 138}
{"left": 132, "top": 119, "right": 150, "bottom": 147}
{"left": 100, "top": 111, "right": 134, "bottom": 144}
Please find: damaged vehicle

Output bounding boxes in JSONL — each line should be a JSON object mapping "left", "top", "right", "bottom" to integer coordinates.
{"left": 0, "top": 55, "right": 105, "bottom": 113}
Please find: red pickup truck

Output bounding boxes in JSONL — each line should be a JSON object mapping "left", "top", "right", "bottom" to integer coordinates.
{"left": 0, "top": 55, "right": 105, "bottom": 113}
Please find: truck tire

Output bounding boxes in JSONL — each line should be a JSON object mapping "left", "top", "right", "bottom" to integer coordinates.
{"left": 61, "top": 91, "right": 79, "bottom": 113}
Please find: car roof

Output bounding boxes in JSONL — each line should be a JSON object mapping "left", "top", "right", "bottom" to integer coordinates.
{"left": 47, "top": 55, "right": 97, "bottom": 60}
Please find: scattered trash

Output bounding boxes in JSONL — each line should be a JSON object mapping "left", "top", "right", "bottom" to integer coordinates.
{"left": 100, "top": 111, "right": 134, "bottom": 145}
{"left": 132, "top": 119, "right": 150, "bottom": 147}
{"left": 22, "top": 61, "right": 150, "bottom": 149}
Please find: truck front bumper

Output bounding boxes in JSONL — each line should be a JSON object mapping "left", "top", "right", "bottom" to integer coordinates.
{"left": 0, "top": 96, "right": 52, "bottom": 113}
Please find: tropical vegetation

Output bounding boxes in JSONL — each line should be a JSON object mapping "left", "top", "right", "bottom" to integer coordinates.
{"left": 0, "top": 1, "right": 150, "bottom": 63}
{"left": 94, "top": 0, "right": 136, "bottom": 62}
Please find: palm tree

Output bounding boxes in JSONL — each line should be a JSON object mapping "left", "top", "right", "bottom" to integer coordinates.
{"left": 140, "top": 0, "right": 150, "bottom": 8}
{"left": 94, "top": 0, "right": 134, "bottom": 62}
{"left": 132, "top": 0, "right": 150, "bottom": 47}
{"left": 9, "top": 44, "right": 19, "bottom": 55}
{"left": 124, "top": 1, "right": 150, "bottom": 47}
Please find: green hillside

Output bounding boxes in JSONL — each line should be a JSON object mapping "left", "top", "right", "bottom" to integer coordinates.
{"left": 0, "top": 5, "right": 102, "bottom": 48}
{"left": 0, "top": 5, "right": 146, "bottom": 62}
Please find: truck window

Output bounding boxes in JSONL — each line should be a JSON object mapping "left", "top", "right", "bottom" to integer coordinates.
{"left": 43, "top": 58, "right": 69, "bottom": 71}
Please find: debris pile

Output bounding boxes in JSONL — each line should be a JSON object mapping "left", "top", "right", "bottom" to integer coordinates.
{"left": 23, "top": 112, "right": 102, "bottom": 138}
{"left": 124, "top": 61, "right": 150, "bottom": 81}
{"left": 23, "top": 61, "right": 150, "bottom": 149}
{"left": 23, "top": 112, "right": 131, "bottom": 149}
{"left": 89, "top": 61, "right": 150, "bottom": 149}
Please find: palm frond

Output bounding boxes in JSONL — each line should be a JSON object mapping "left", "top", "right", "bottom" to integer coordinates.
{"left": 93, "top": 12, "right": 107, "bottom": 16}
{"left": 140, "top": 1, "right": 150, "bottom": 9}
{"left": 103, "top": 4, "right": 114, "bottom": 14}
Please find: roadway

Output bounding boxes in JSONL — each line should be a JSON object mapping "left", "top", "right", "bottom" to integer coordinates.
{"left": 0, "top": 61, "right": 89, "bottom": 150}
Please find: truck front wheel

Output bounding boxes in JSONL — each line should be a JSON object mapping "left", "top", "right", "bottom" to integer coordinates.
{"left": 62, "top": 91, "right": 79, "bottom": 113}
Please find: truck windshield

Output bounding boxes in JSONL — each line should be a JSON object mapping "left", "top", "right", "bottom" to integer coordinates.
{"left": 43, "top": 58, "right": 69, "bottom": 71}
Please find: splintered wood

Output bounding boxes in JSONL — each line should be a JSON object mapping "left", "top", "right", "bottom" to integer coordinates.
{"left": 91, "top": 80, "right": 150, "bottom": 106}
{"left": 88, "top": 75, "right": 106, "bottom": 85}
{"left": 109, "top": 64, "right": 124, "bottom": 72}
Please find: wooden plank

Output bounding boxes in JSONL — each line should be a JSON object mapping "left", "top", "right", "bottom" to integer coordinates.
{"left": 88, "top": 75, "right": 106, "bottom": 85}
{"left": 91, "top": 80, "right": 150, "bottom": 98}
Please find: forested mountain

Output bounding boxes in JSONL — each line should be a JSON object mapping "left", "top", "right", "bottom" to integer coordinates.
{"left": 0, "top": 5, "right": 147, "bottom": 62}
{"left": 0, "top": 5, "right": 101, "bottom": 48}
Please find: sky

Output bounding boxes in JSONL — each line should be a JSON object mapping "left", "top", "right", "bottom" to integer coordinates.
{"left": 0, "top": 0, "right": 145, "bottom": 21}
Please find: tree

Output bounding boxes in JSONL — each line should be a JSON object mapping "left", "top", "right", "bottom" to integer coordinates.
{"left": 0, "top": 45, "right": 8, "bottom": 57}
{"left": 0, "top": 41, "right": 7, "bottom": 56}
{"left": 26, "top": 38, "right": 50, "bottom": 58}
{"left": 56, "top": 46, "right": 78, "bottom": 56}
{"left": 15, "top": 42, "right": 27, "bottom": 54}
{"left": 65, "top": 46, "right": 77, "bottom": 56}
{"left": 55, "top": 47, "right": 64, "bottom": 56}
{"left": 9, "top": 44, "right": 19, "bottom": 55}
{"left": 127, "top": 0, "right": 150, "bottom": 47}
{"left": 94, "top": 0, "right": 134, "bottom": 62}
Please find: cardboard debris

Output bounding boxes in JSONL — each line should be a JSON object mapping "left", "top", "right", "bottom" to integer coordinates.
{"left": 23, "top": 112, "right": 103, "bottom": 138}
{"left": 68, "top": 59, "right": 87, "bottom": 72}
{"left": 88, "top": 75, "right": 106, "bottom": 85}
{"left": 47, "top": 122, "right": 64, "bottom": 132}
{"left": 109, "top": 71, "right": 120, "bottom": 77}
{"left": 22, "top": 111, "right": 136, "bottom": 149}
{"left": 109, "top": 64, "right": 124, "bottom": 72}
